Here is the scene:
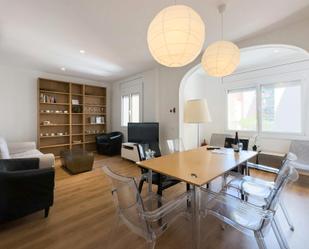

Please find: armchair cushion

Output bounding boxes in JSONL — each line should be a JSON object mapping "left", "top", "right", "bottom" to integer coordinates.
{"left": 10, "top": 150, "right": 55, "bottom": 169}
{"left": 0, "top": 137, "right": 10, "bottom": 159}
{"left": 0, "top": 158, "right": 39, "bottom": 171}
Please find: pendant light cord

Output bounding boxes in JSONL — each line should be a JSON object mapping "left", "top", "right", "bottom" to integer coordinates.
{"left": 218, "top": 4, "right": 226, "bottom": 84}
{"left": 218, "top": 4, "right": 226, "bottom": 40}
{"left": 221, "top": 11, "right": 224, "bottom": 40}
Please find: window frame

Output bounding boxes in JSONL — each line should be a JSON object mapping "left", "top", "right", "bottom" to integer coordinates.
{"left": 121, "top": 92, "right": 141, "bottom": 126}
{"left": 225, "top": 79, "right": 305, "bottom": 137}
{"left": 259, "top": 80, "right": 304, "bottom": 136}
{"left": 226, "top": 87, "right": 258, "bottom": 132}
{"left": 120, "top": 78, "right": 143, "bottom": 127}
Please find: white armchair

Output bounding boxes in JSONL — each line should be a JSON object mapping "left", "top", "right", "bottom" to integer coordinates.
{"left": 0, "top": 138, "right": 54, "bottom": 168}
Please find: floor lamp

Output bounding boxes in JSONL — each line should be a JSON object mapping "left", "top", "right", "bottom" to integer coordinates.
{"left": 184, "top": 99, "right": 212, "bottom": 148}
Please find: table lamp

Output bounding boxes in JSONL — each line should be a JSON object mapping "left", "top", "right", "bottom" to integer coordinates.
{"left": 184, "top": 99, "right": 212, "bottom": 147}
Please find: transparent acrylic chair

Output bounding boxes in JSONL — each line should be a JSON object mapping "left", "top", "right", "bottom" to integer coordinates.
{"left": 224, "top": 153, "right": 296, "bottom": 231}
{"left": 166, "top": 138, "right": 185, "bottom": 154}
{"left": 166, "top": 138, "right": 191, "bottom": 192}
{"left": 200, "top": 158, "right": 299, "bottom": 249}
{"left": 102, "top": 166, "right": 191, "bottom": 249}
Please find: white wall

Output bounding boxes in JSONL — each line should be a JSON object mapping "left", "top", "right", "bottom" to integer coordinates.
{"left": 112, "top": 68, "right": 159, "bottom": 140}
{"left": 0, "top": 65, "right": 111, "bottom": 143}
{"left": 238, "top": 17, "right": 309, "bottom": 52}
{"left": 111, "top": 63, "right": 194, "bottom": 153}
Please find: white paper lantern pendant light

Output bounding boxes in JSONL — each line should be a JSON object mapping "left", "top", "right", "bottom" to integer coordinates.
{"left": 147, "top": 4, "right": 205, "bottom": 67}
{"left": 202, "top": 4, "right": 240, "bottom": 77}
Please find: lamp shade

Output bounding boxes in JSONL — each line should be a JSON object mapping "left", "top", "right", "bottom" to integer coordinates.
{"left": 147, "top": 5, "right": 205, "bottom": 67}
{"left": 184, "top": 99, "right": 212, "bottom": 123}
{"left": 201, "top": 40, "right": 240, "bottom": 77}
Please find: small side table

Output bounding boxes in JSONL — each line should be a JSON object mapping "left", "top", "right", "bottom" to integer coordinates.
{"left": 61, "top": 149, "right": 94, "bottom": 174}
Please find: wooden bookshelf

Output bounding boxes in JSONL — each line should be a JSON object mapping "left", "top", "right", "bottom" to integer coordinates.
{"left": 38, "top": 78, "right": 107, "bottom": 157}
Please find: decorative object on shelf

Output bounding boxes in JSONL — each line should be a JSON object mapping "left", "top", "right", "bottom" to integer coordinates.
{"left": 43, "top": 121, "right": 51, "bottom": 125}
{"left": 90, "top": 116, "right": 105, "bottom": 124}
{"left": 147, "top": 4, "right": 205, "bottom": 67}
{"left": 40, "top": 93, "right": 57, "bottom": 103}
{"left": 90, "top": 116, "right": 96, "bottom": 124}
{"left": 72, "top": 105, "right": 82, "bottom": 113}
{"left": 96, "top": 116, "right": 103, "bottom": 124}
{"left": 72, "top": 99, "right": 79, "bottom": 105}
{"left": 201, "top": 4, "right": 240, "bottom": 77}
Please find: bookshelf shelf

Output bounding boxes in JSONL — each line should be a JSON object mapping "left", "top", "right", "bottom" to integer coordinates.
{"left": 40, "top": 102, "right": 70, "bottom": 106}
{"left": 40, "top": 90, "right": 69, "bottom": 95}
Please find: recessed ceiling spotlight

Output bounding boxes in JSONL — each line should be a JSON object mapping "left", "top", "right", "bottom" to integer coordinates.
{"left": 61, "top": 67, "right": 66, "bottom": 71}
{"left": 80, "top": 50, "right": 85, "bottom": 54}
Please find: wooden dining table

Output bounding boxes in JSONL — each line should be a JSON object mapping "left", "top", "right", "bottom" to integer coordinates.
{"left": 137, "top": 146, "right": 257, "bottom": 249}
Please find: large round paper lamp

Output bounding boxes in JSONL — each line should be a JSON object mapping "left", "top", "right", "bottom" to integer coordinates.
{"left": 201, "top": 40, "right": 240, "bottom": 77}
{"left": 147, "top": 5, "right": 205, "bottom": 67}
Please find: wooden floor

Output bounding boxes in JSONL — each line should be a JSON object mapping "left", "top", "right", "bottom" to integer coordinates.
{"left": 0, "top": 155, "right": 308, "bottom": 249}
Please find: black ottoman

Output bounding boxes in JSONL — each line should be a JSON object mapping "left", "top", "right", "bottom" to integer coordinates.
{"left": 60, "top": 149, "right": 94, "bottom": 174}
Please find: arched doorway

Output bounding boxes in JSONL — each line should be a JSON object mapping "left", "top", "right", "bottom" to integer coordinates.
{"left": 179, "top": 44, "right": 309, "bottom": 150}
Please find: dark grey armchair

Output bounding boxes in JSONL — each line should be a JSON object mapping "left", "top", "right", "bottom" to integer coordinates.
{"left": 96, "top": 132, "right": 123, "bottom": 156}
{"left": 0, "top": 158, "right": 55, "bottom": 222}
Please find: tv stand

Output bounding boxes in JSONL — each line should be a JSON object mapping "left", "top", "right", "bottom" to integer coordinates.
{"left": 121, "top": 143, "right": 141, "bottom": 162}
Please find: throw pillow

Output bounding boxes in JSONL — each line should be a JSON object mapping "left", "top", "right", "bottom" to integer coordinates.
{"left": 0, "top": 137, "right": 10, "bottom": 159}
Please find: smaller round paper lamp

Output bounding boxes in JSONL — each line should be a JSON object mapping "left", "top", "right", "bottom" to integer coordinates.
{"left": 201, "top": 41, "right": 240, "bottom": 77}
{"left": 147, "top": 5, "right": 205, "bottom": 67}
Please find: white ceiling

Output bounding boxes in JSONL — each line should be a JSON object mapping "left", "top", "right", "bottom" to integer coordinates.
{"left": 236, "top": 45, "right": 309, "bottom": 73}
{"left": 0, "top": 0, "right": 308, "bottom": 82}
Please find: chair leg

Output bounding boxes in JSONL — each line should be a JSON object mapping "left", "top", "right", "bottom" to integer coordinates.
{"left": 186, "top": 183, "right": 191, "bottom": 191}
{"left": 147, "top": 240, "right": 156, "bottom": 249}
{"left": 186, "top": 183, "right": 191, "bottom": 208}
{"left": 222, "top": 174, "right": 227, "bottom": 189}
{"left": 273, "top": 216, "right": 290, "bottom": 249}
{"left": 272, "top": 221, "right": 286, "bottom": 249}
{"left": 280, "top": 200, "right": 294, "bottom": 231}
{"left": 139, "top": 179, "right": 145, "bottom": 193}
{"left": 44, "top": 207, "right": 50, "bottom": 218}
{"left": 254, "top": 231, "right": 268, "bottom": 249}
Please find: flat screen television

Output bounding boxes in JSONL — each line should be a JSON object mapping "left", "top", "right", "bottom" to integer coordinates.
{"left": 128, "top": 122, "right": 159, "bottom": 143}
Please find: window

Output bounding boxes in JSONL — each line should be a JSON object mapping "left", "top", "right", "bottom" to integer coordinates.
{"left": 227, "top": 81, "right": 303, "bottom": 135}
{"left": 131, "top": 93, "right": 140, "bottom": 122}
{"left": 227, "top": 88, "right": 257, "bottom": 131}
{"left": 121, "top": 93, "right": 140, "bottom": 126}
{"left": 261, "top": 83, "right": 302, "bottom": 133}
{"left": 121, "top": 95, "right": 130, "bottom": 126}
